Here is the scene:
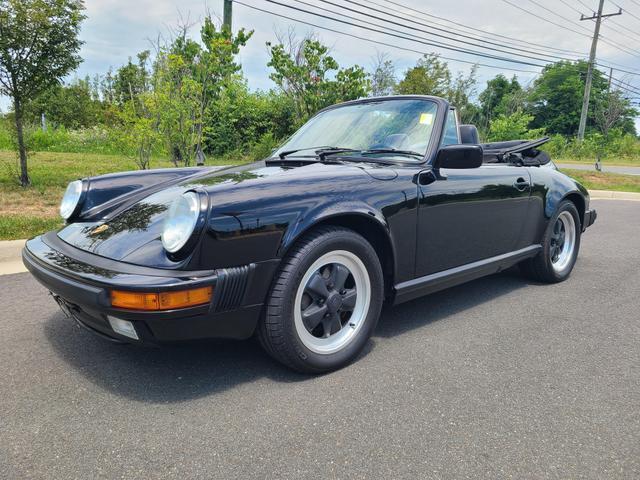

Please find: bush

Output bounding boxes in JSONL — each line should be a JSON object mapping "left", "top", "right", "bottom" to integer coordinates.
{"left": 544, "top": 129, "right": 640, "bottom": 161}
{"left": 486, "top": 111, "right": 545, "bottom": 142}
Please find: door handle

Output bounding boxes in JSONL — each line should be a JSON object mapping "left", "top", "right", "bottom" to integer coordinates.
{"left": 513, "top": 177, "right": 530, "bottom": 191}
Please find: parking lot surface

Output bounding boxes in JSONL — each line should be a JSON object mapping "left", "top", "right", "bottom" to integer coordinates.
{"left": 1, "top": 199, "right": 638, "bottom": 479}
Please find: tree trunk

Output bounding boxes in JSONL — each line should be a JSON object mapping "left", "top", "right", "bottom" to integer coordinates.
{"left": 13, "top": 98, "right": 30, "bottom": 187}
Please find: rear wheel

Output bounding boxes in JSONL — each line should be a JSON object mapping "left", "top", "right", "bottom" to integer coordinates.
{"left": 258, "top": 226, "right": 384, "bottom": 373}
{"left": 521, "top": 200, "right": 581, "bottom": 283}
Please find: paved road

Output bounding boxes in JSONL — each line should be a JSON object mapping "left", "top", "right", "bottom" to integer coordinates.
{"left": 557, "top": 163, "right": 640, "bottom": 176}
{"left": 1, "top": 200, "right": 639, "bottom": 479}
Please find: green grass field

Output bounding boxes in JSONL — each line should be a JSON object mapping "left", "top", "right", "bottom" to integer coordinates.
{"left": 0, "top": 150, "right": 236, "bottom": 240}
{"left": 0, "top": 150, "right": 638, "bottom": 241}
{"left": 559, "top": 168, "right": 640, "bottom": 193}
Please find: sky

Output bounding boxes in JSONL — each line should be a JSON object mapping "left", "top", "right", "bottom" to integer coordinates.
{"left": 2, "top": 0, "right": 640, "bottom": 129}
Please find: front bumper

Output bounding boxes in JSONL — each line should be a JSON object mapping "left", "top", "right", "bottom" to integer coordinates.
{"left": 23, "top": 232, "right": 278, "bottom": 344}
{"left": 583, "top": 208, "right": 597, "bottom": 231}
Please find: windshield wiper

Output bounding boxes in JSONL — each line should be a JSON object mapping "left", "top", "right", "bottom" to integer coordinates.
{"left": 361, "top": 148, "right": 424, "bottom": 159}
{"left": 278, "top": 145, "right": 352, "bottom": 159}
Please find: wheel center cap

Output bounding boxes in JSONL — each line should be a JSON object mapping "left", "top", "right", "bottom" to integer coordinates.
{"left": 326, "top": 292, "right": 343, "bottom": 313}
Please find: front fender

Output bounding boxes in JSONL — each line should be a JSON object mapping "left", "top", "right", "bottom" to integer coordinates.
{"left": 279, "top": 200, "right": 391, "bottom": 256}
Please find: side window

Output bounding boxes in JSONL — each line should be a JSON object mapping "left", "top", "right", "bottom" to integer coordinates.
{"left": 441, "top": 109, "right": 460, "bottom": 146}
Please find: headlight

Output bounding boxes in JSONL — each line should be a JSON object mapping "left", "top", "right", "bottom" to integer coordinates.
{"left": 60, "top": 180, "right": 84, "bottom": 220}
{"left": 161, "top": 191, "right": 201, "bottom": 253}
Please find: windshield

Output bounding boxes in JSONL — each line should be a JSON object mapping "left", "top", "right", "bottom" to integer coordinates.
{"left": 274, "top": 99, "right": 438, "bottom": 161}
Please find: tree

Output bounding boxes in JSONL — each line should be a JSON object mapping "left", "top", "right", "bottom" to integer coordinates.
{"left": 267, "top": 37, "right": 370, "bottom": 124}
{"left": 24, "top": 78, "right": 106, "bottom": 129}
{"left": 487, "top": 111, "right": 545, "bottom": 142}
{"left": 395, "top": 54, "right": 451, "bottom": 96}
{"left": 370, "top": 52, "right": 396, "bottom": 97}
{"left": 479, "top": 74, "right": 523, "bottom": 127}
{"left": 594, "top": 89, "right": 634, "bottom": 138}
{"left": 448, "top": 65, "right": 479, "bottom": 124}
{"left": 396, "top": 54, "right": 478, "bottom": 123}
{"left": 154, "top": 16, "right": 252, "bottom": 166}
{"left": 528, "top": 60, "right": 609, "bottom": 136}
{"left": 113, "top": 51, "right": 151, "bottom": 105}
{"left": 0, "top": 0, "right": 85, "bottom": 186}
{"left": 113, "top": 92, "right": 161, "bottom": 170}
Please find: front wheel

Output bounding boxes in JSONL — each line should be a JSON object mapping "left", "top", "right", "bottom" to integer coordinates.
{"left": 520, "top": 200, "right": 581, "bottom": 283}
{"left": 258, "top": 226, "right": 384, "bottom": 373}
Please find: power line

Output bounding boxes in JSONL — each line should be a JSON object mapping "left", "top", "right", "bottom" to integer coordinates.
{"left": 610, "top": 0, "right": 640, "bottom": 20}
{"left": 502, "top": 0, "right": 640, "bottom": 59}
{"left": 378, "top": 0, "right": 588, "bottom": 56}
{"left": 559, "top": 0, "right": 587, "bottom": 15}
{"left": 610, "top": 79, "right": 640, "bottom": 96}
{"left": 576, "top": 0, "right": 597, "bottom": 12}
{"left": 605, "top": 18, "right": 640, "bottom": 42}
{"left": 378, "top": 0, "right": 640, "bottom": 74}
{"left": 525, "top": 0, "right": 594, "bottom": 34}
{"left": 261, "top": 0, "right": 549, "bottom": 67}
{"left": 315, "top": 0, "right": 572, "bottom": 63}
{"left": 234, "top": 1, "right": 543, "bottom": 73}
{"left": 500, "top": 0, "right": 592, "bottom": 37}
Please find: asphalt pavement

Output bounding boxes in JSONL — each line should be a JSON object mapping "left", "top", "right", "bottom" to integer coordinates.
{"left": 1, "top": 199, "right": 639, "bottom": 479}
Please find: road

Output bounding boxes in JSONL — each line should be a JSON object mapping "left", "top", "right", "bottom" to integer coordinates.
{"left": 557, "top": 163, "right": 640, "bottom": 176}
{"left": 1, "top": 200, "right": 639, "bottom": 479}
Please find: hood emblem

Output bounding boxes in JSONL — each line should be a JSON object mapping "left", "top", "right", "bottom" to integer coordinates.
{"left": 91, "top": 224, "right": 109, "bottom": 235}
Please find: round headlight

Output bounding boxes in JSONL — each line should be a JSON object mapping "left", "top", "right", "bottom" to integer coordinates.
{"left": 60, "top": 180, "right": 84, "bottom": 220}
{"left": 161, "top": 192, "right": 201, "bottom": 253}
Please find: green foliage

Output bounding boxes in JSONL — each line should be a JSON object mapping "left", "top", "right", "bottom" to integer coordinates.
{"left": 396, "top": 54, "right": 478, "bottom": 123}
{"left": 23, "top": 77, "right": 107, "bottom": 129}
{"left": 487, "top": 111, "right": 545, "bottom": 142}
{"left": 396, "top": 54, "right": 451, "bottom": 96}
{"left": 528, "top": 61, "right": 608, "bottom": 135}
{"left": 545, "top": 130, "right": 640, "bottom": 161}
{"left": 479, "top": 74, "right": 523, "bottom": 126}
{"left": 267, "top": 38, "right": 370, "bottom": 123}
{"left": 153, "top": 17, "right": 253, "bottom": 166}
{"left": 0, "top": 0, "right": 86, "bottom": 186}
{"left": 112, "top": 93, "right": 162, "bottom": 169}
{"left": 205, "top": 76, "right": 294, "bottom": 156}
{"left": 370, "top": 52, "right": 396, "bottom": 97}
{"left": 112, "top": 51, "right": 151, "bottom": 105}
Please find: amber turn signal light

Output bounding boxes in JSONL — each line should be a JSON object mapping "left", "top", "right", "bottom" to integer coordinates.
{"left": 110, "top": 286, "right": 213, "bottom": 311}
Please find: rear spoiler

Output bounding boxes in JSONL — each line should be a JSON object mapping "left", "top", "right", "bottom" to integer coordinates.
{"left": 482, "top": 137, "right": 551, "bottom": 165}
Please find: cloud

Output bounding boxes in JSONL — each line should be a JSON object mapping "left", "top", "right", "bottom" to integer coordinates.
{"left": 2, "top": 0, "right": 639, "bottom": 130}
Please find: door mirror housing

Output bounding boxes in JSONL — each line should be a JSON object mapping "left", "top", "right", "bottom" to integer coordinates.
{"left": 435, "top": 144, "right": 483, "bottom": 169}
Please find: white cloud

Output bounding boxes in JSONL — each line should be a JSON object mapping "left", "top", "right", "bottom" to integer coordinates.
{"left": 2, "top": 0, "right": 639, "bottom": 130}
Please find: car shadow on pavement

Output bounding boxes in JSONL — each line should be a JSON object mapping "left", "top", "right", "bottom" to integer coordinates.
{"left": 43, "top": 315, "right": 319, "bottom": 403}
{"left": 374, "top": 268, "right": 532, "bottom": 338}
{"left": 43, "top": 268, "right": 529, "bottom": 403}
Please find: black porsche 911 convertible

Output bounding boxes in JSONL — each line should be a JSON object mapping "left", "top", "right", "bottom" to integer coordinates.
{"left": 23, "top": 95, "right": 596, "bottom": 373}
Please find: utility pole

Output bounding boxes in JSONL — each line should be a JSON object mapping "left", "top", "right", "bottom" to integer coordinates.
{"left": 607, "top": 66, "right": 613, "bottom": 92}
{"left": 223, "top": 0, "right": 233, "bottom": 32}
{"left": 577, "top": 0, "right": 622, "bottom": 140}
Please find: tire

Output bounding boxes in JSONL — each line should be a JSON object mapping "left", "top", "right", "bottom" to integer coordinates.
{"left": 520, "top": 200, "right": 581, "bottom": 283}
{"left": 258, "top": 226, "right": 384, "bottom": 373}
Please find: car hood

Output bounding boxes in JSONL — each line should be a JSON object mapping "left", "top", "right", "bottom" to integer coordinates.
{"left": 56, "top": 160, "right": 396, "bottom": 264}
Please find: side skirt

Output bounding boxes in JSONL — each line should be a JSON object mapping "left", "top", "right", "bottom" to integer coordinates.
{"left": 393, "top": 245, "right": 542, "bottom": 305}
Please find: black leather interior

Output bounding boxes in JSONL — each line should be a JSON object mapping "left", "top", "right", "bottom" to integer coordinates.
{"left": 460, "top": 124, "right": 479, "bottom": 145}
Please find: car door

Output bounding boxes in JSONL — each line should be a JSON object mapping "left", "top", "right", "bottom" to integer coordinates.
{"left": 414, "top": 111, "right": 531, "bottom": 277}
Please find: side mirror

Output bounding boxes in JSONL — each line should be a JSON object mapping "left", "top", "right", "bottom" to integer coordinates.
{"left": 435, "top": 144, "right": 483, "bottom": 169}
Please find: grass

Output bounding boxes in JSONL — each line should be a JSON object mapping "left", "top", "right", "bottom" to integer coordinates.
{"left": 560, "top": 168, "right": 640, "bottom": 193}
{"left": 0, "top": 150, "right": 638, "bottom": 241}
{"left": 556, "top": 157, "right": 640, "bottom": 167}
{"left": 0, "top": 150, "right": 236, "bottom": 240}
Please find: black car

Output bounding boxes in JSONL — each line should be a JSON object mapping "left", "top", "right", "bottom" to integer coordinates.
{"left": 23, "top": 95, "right": 596, "bottom": 373}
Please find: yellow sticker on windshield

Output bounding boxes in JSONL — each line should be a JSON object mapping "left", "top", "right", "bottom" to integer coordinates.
{"left": 419, "top": 113, "right": 433, "bottom": 125}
